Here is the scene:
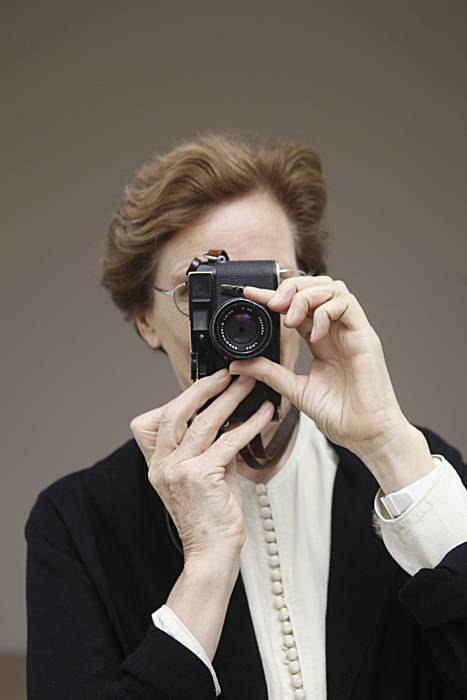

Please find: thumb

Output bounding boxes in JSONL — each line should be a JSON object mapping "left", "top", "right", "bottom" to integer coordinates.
{"left": 229, "top": 356, "right": 306, "bottom": 410}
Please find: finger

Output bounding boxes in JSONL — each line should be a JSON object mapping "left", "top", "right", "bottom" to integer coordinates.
{"left": 129, "top": 409, "right": 163, "bottom": 466}
{"left": 245, "top": 282, "right": 346, "bottom": 344}
{"left": 133, "top": 369, "right": 232, "bottom": 465}
{"left": 174, "top": 375, "right": 257, "bottom": 460}
{"left": 153, "top": 370, "right": 234, "bottom": 463}
{"left": 309, "top": 292, "right": 371, "bottom": 342}
{"left": 243, "top": 274, "right": 335, "bottom": 308}
{"left": 284, "top": 285, "right": 337, "bottom": 328}
{"left": 228, "top": 356, "right": 307, "bottom": 410}
{"left": 202, "top": 400, "right": 276, "bottom": 466}
{"left": 244, "top": 279, "right": 344, "bottom": 323}
{"left": 242, "top": 286, "right": 277, "bottom": 305}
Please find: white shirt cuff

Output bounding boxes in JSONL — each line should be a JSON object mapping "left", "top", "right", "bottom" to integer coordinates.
{"left": 380, "top": 455, "right": 444, "bottom": 517}
{"left": 151, "top": 604, "right": 222, "bottom": 697}
{"left": 373, "top": 454, "right": 467, "bottom": 576}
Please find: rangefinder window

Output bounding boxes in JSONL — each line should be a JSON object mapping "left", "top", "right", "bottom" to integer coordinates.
{"left": 190, "top": 272, "right": 211, "bottom": 301}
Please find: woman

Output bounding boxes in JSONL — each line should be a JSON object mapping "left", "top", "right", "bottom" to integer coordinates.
{"left": 25, "top": 131, "right": 467, "bottom": 699}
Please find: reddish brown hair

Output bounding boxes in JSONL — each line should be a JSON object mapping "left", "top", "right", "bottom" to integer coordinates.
{"left": 99, "top": 129, "right": 330, "bottom": 343}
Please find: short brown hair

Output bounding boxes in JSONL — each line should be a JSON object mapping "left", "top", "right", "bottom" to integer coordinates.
{"left": 99, "top": 129, "right": 330, "bottom": 344}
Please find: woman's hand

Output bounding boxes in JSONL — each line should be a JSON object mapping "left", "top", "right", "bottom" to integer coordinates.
{"left": 229, "top": 275, "right": 409, "bottom": 457}
{"left": 130, "top": 370, "right": 274, "bottom": 565}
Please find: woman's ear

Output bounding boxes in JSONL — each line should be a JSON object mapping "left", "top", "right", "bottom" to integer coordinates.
{"left": 135, "top": 312, "right": 162, "bottom": 350}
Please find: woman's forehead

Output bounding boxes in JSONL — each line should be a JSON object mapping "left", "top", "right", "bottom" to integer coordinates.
{"left": 164, "top": 223, "right": 296, "bottom": 267}
{"left": 158, "top": 194, "right": 297, "bottom": 285}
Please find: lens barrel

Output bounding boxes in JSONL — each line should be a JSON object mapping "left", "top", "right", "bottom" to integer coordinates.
{"left": 209, "top": 298, "right": 273, "bottom": 358}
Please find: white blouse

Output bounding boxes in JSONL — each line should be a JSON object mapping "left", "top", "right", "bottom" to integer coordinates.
{"left": 152, "top": 411, "right": 467, "bottom": 699}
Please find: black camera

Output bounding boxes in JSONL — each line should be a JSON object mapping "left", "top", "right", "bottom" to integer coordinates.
{"left": 187, "top": 249, "right": 282, "bottom": 427}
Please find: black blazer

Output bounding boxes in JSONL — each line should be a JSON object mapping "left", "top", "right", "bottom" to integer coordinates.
{"left": 24, "top": 424, "right": 467, "bottom": 699}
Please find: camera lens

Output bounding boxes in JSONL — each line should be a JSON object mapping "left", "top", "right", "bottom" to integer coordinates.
{"left": 210, "top": 299, "right": 273, "bottom": 358}
{"left": 224, "top": 311, "right": 258, "bottom": 345}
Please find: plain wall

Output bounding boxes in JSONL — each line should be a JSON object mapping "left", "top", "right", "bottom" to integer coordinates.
{"left": 2, "top": 0, "right": 466, "bottom": 653}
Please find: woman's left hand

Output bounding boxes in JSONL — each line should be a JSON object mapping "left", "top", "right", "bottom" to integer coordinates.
{"left": 228, "top": 275, "right": 409, "bottom": 457}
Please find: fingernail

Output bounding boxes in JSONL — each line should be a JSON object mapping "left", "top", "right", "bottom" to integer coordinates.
{"left": 259, "top": 400, "right": 273, "bottom": 413}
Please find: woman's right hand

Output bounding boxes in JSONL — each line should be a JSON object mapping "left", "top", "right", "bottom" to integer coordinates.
{"left": 129, "top": 368, "right": 275, "bottom": 565}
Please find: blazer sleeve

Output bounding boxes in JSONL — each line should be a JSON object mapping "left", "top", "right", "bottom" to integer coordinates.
{"left": 373, "top": 454, "right": 467, "bottom": 575}
{"left": 24, "top": 492, "right": 219, "bottom": 700}
{"left": 396, "top": 427, "right": 467, "bottom": 699}
{"left": 152, "top": 605, "right": 222, "bottom": 696}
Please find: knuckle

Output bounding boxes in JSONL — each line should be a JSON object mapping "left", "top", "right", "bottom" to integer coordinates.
{"left": 129, "top": 416, "right": 140, "bottom": 434}
{"left": 147, "top": 464, "right": 160, "bottom": 489}
{"left": 315, "top": 275, "right": 333, "bottom": 283}
{"left": 279, "top": 279, "right": 295, "bottom": 294}
{"left": 174, "top": 421, "right": 187, "bottom": 445}
{"left": 160, "top": 462, "right": 185, "bottom": 492}
{"left": 149, "top": 456, "right": 175, "bottom": 487}
{"left": 131, "top": 406, "right": 164, "bottom": 433}
{"left": 158, "top": 408, "right": 174, "bottom": 429}
{"left": 190, "top": 412, "right": 215, "bottom": 435}
{"left": 218, "top": 431, "right": 239, "bottom": 451}
{"left": 334, "top": 279, "right": 348, "bottom": 292}
{"left": 164, "top": 466, "right": 180, "bottom": 487}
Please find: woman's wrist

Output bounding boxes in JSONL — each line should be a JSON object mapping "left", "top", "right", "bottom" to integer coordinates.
{"left": 166, "top": 553, "right": 241, "bottom": 662}
{"left": 183, "top": 550, "right": 241, "bottom": 584}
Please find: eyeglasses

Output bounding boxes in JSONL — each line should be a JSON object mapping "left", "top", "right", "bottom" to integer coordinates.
{"left": 151, "top": 268, "right": 311, "bottom": 317}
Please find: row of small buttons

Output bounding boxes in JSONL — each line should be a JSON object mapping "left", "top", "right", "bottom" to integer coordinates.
{"left": 255, "top": 483, "right": 306, "bottom": 699}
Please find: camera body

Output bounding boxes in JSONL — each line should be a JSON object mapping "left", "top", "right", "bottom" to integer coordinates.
{"left": 188, "top": 249, "right": 282, "bottom": 426}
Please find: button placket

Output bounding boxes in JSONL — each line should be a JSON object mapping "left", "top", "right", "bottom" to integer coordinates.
{"left": 255, "top": 483, "right": 306, "bottom": 699}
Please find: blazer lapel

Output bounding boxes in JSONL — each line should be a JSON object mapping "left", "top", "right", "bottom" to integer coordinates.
{"left": 324, "top": 439, "right": 400, "bottom": 700}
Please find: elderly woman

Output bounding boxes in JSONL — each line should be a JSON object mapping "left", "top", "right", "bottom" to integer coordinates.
{"left": 25, "top": 131, "right": 467, "bottom": 699}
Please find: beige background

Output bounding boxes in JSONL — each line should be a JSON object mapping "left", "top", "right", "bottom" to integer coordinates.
{"left": 2, "top": 0, "right": 466, "bottom": 676}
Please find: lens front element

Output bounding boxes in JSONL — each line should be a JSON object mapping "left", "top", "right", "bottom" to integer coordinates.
{"left": 224, "top": 311, "right": 259, "bottom": 345}
{"left": 210, "top": 299, "right": 273, "bottom": 358}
